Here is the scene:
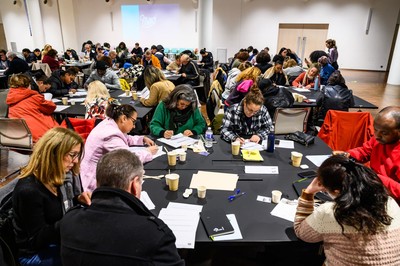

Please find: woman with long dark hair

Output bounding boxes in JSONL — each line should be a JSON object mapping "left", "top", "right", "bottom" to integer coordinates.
{"left": 295, "top": 155, "right": 400, "bottom": 265}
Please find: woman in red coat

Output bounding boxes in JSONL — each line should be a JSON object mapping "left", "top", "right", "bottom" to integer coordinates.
{"left": 42, "top": 49, "right": 63, "bottom": 71}
{"left": 6, "top": 74, "right": 59, "bottom": 142}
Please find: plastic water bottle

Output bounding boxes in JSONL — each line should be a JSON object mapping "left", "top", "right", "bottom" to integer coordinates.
{"left": 205, "top": 127, "right": 213, "bottom": 148}
{"left": 314, "top": 76, "right": 319, "bottom": 91}
{"left": 266, "top": 131, "right": 275, "bottom": 153}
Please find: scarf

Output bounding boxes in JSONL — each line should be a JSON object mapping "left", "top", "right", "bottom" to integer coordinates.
{"left": 169, "top": 108, "right": 193, "bottom": 133}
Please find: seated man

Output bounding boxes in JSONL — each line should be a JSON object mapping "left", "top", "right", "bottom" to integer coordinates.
{"left": 178, "top": 54, "right": 200, "bottom": 86}
{"left": 60, "top": 149, "right": 184, "bottom": 266}
{"left": 334, "top": 106, "right": 400, "bottom": 202}
{"left": 84, "top": 60, "right": 121, "bottom": 90}
{"left": 4, "top": 51, "right": 30, "bottom": 78}
{"left": 141, "top": 50, "right": 161, "bottom": 69}
{"left": 47, "top": 67, "right": 79, "bottom": 97}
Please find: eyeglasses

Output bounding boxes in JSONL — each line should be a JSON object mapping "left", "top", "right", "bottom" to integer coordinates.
{"left": 129, "top": 117, "right": 137, "bottom": 125}
{"left": 67, "top": 152, "right": 80, "bottom": 161}
{"left": 245, "top": 104, "right": 260, "bottom": 115}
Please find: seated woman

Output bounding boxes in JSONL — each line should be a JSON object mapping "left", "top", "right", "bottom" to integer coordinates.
{"left": 225, "top": 66, "right": 261, "bottom": 107}
{"left": 283, "top": 59, "right": 304, "bottom": 84}
{"left": 292, "top": 63, "right": 320, "bottom": 89}
{"left": 140, "top": 66, "right": 175, "bottom": 107}
{"left": 318, "top": 55, "right": 335, "bottom": 85}
{"left": 221, "top": 85, "right": 274, "bottom": 144}
{"left": 42, "top": 49, "right": 63, "bottom": 72}
{"left": 262, "top": 61, "right": 289, "bottom": 86}
{"left": 295, "top": 155, "right": 400, "bottom": 265}
{"left": 166, "top": 54, "right": 181, "bottom": 72}
{"left": 258, "top": 78, "right": 294, "bottom": 118}
{"left": 6, "top": 74, "right": 59, "bottom": 142}
{"left": 47, "top": 67, "right": 79, "bottom": 97}
{"left": 315, "top": 70, "right": 354, "bottom": 126}
{"left": 254, "top": 50, "right": 272, "bottom": 74}
{"left": 84, "top": 80, "right": 111, "bottom": 119}
{"left": 81, "top": 103, "right": 158, "bottom": 192}
{"left": 221, "top": 61, "right": 252, "bottom": 102}
{"left": 150, "top": 85, "right": 206, "bottom": 139}
{"left": 12, "top": 127, "right": 91, "bottom": 265}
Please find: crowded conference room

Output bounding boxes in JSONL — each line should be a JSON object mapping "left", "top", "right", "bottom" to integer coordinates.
{"left": 1, "top": 0, "right": 400, "bottom": 265}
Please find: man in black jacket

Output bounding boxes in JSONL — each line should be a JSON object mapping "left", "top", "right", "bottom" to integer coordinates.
{"left": 178, "top": 54, "right": 200, "bottom": 86}
{"left": 47, "top": 67, "right": 79, "bottom": 97}
{"left": 60, "top": 149, "right": 184, "bottom": 266}
{"left": 4, "top": 51, "right": 29, "bottom": 77}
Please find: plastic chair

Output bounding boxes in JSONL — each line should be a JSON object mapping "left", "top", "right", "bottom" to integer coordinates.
{"left": 0, "top": 90, "right": 9, "bottom": 118}
{"left": 0, "top": 118, "right": 33, "bottom": 151}
{"left": 318, "top": 110, "right": 374, "bottom": 151}
{"left": 273, "top": 107, "right": 311, "bottom": 135}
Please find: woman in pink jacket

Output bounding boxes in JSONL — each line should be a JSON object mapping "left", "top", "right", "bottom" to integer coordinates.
{"left": 80, "top": 102, "right": 158, "bottom": 192}
{"left": 6, "top": 74, "right": 58, "bottom": 142}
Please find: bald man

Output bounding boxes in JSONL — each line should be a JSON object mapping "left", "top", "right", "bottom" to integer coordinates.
{"left": 177, "top": 54, "right": 200, "bottom": 86}
{"left": 334, "top": 106, "right": 400, "bottom": 201}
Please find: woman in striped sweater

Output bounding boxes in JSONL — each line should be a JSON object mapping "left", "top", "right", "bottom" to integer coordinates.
{"left": 294, "top": 155, "right": 400, "bottom": 265}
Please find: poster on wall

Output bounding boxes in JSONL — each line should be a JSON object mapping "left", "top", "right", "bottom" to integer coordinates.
{"left": 121, "top": 4, "right": 180, "bottom": 45}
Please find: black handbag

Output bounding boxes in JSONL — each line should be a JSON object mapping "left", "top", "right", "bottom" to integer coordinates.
{"left": 284, "top": 131, "right": 315, "bottom": 146}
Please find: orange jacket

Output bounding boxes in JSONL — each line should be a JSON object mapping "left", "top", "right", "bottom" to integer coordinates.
{"left": 318, "top": 110, "right": 374, "bottom": 151}
{"left": 6, "top": 88, "right": 58, "bottom": 142}
{"left": 141, "top": 54, "right": 161, "bottom": 69}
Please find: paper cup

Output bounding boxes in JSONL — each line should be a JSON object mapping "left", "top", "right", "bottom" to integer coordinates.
{"left": 70, "top": 100, "right": 75, "bottom": 105}
{"left": 297, "top": 95, "right": 304, "bottom": 103}
{"left": 272, "top": 190, "right": 282, "bottom": 203}
{"left": 181, "top": 144, "right": 188, "bottom": 151}
{"left": 231, "top": 141, "right": 240, "bottom": 156}
{"left": 61, "top": 97, "right": 68, "bottom": 105}
{"left": 292, "top": 93, "right": 298, "bottom": 102}
{"left": 125, "top": 90, "right": 130, "bottom": 96}
{"left": 43, "top": 93, "right": 52, "bottom": 101}
{"left": 167, "top": 152, "right": 177, "bottom": 166}
{"left": 291, "top": 151, "right": 303, "bottom": 167}
{"left": 69, "top": 91, "right": 74, "bottom": 97}
{"left": 166, "top": 173, "right": 179, "bottom": 191}
{"left": 179, "top": 152, "right": 186, "bottom": 162}
{"left": 132, "top": 91, "right": 138, "bottom": 100}
{"left": 197, "top": 186, "right": 207, "bottom": 199}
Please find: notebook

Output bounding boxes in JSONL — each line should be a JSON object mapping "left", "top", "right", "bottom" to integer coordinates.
{"left": 241, "top": 150, "right": 264, "bottom": 161}
{"left": 292, "top": 178, "right": 333, "bottom": 202}
{"left": 200, "top": 209, "right": 235, "bottom": 240}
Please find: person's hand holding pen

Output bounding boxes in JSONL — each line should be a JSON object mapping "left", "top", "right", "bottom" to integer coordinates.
{"left": 164, "top": 130, "right": 174, "bottom": 139}
{"left": 235, "top": 136, "right": 246, "bottom": 145}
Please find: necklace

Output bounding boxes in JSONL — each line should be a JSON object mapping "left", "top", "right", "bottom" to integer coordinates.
{"left": 45, "top": 183, "right": 58, "bottom": 196}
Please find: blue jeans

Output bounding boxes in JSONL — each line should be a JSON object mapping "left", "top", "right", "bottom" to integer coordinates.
{"left": 19, "top": 245, "right": 61, "bottom": 266}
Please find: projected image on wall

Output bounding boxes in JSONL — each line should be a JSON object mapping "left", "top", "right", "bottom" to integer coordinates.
{"left": 121, "top": 4, "right": 180, "bottom": 44}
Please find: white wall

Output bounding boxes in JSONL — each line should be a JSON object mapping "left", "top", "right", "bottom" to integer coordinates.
{"left": 0, "top": 0, "right": 399, "bottom": 70}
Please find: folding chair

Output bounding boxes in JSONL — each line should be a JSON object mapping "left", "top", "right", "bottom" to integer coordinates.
{"left": 0, "top": 118, "right": 33, "bottom": 151}
{"left": 0, "top": 90, "right": 9, "bottom": 118}
{"left": 273, "top": 107, "right": 311, "bottom": 135}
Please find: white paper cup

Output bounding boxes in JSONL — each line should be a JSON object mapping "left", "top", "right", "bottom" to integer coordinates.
{"left": 70, "top": 100, "right": 75, "bottom": 105}
{"left": 297, "top": 95, "right": 304, "bottom": 103}
{"left": 272, "top": 190, "right": 282, "bottom": 203}
{"left": 291, "top": 151, "right": 303, "bottom": 167}
{"left": 167, "top": 152, "right": 177, "bottom": 166}
{"left": 181, "top": 144, "right": 188, "bottom": 151}
{"left": 197, "top": 186, "right": 207, "bottom": 199}
{"left": 165, "top": 173, "right": 179, "bottom": 191}
{"left": 125, "top": 90, "right": 130, "bottom": 96}
{"left": 179, "top": 152, "right": 186, "bottom": 162}
{"left": 43, "top": 93, "right": 52, "bottom": 101}
{"left": 132, "top": 91, "right": 138, "bottom": 100}
{"left": 69, "top": 91, "right": 74, "bottom": 97}
{"left": 231, "top": 141, "right": 240, "bottom": 155}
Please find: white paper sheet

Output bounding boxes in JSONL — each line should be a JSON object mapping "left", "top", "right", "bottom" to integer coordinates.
{"left": 212, "top": 214, "right": 243, "bottom": 241}
{"left": 241, "top": 142, "right": 264, "bottom": 151}
{"left": 118, "top": 92, "right": 132, "bottom": 97}
{"left": 70, "top": 91, "right": 87, "bottom": 96}
{"left": 55, "top": 105, "right": 70, "bottom": 112}
{"left": 270, "top": 198, "right": 298, "bottom": 222}
{"left": 68, "top": 97, "right": 86, "bottom": 103}
{"left": 128, "top": 146, "right": 165, "bottom": 159}
{"left": 158, "top": 134, "right": 198, "bottom": 148}
{"left": 293, "top": 88, "right": 310, "bottom": 93}
{"left": 158, "top": 203, "right": 202, "bottom": 249}
{"left": 52, "top": 99, "right": 61, "bottom": 103}
{"left": 138, "top": 87, "right": 150, "bottom": 99}
{"left": 244, "top": 166, "right": 279, "bottom": 174}
{"left": 189, "top": 171, "right": 238, "bottom": 191}
{"left": 257, "top": 195, "right": 271, "bottom": 203}
{"left": 305, "top": 155, "right": 331, "bottom": 167}
{"left": 275, "top": 140, "right": 294, "bottom": 149}
{"left": 140, "top": 191, "right": 155, "bottom": 210}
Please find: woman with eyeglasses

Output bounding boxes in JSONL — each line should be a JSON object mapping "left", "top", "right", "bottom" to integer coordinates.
{"left": 81, "top": 102, "right": 158, "bottom": 192}
{"left": 150, "top": 84, "right": 206, "bottom": 139}
{"left": 12, "top": 127, "right": 91, "bottom": 266}
{"left": 221, "top": 85, "right": 273, "bottom": 144}
{"left": 294, "top": 155, "right": 400, "bottom": 265}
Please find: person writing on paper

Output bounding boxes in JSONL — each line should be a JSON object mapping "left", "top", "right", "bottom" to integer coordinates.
{"left": 60, "top": 149, "right": 184, "bottom": 266}
{"left": 84, "top": 61, "right": 121, "bottom": 91}
{"left": 333, "top": 106, "right": 400, "bottom": 202}
{"left": 81, "top": 102, "right": 158, "bottom": 192}
{"left": 221, "top": 85, "right": 273, "bottom": 144}
{"left": 13, "top": 127, "right": 91, "bottom": 265}
{"left": 150, "top": 84, "right": 206, "bottom": 139}
{"left": 84, "top": 80, "right": 110, "bottom": 120}
{"left": 292, "top": 63, "right": 320, "bottom": 89}
{"left": 140, "top": 66, "right": 175, "bottom": 107}
{"left": 6, "top": 74, "right": 59, "bottom": 142}
{"left": 294, "top": 155, "right": 400, "bottom": 265}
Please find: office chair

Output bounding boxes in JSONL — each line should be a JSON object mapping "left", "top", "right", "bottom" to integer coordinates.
{"left": 273, "top": 107, "right": 311, "bottom": 135}
{"left": 0, "top": 90, "right": 9, "bottom": 118}
{"left": 0, "top": 118, "right": 33, "bottom": 151}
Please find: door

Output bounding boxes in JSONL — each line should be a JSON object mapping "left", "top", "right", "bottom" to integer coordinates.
{"left": 277, "top": 24, "right": 329, "bottom": 67}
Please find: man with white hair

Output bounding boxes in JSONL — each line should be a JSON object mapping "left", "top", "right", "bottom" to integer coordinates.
{"left": 178, "top": 54, "right": 200, "bottom": 86}
{"left": 4, "top": 51, "right": 29, "bottom": 77}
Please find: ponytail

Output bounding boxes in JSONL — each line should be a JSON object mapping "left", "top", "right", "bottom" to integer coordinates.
{"left": 105, "top": 100, "right": 136, "bottom": 121}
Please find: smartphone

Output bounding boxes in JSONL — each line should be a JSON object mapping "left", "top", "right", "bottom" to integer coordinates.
{"left": 274, "top": 139, "right": 280, "bottom": 145}
{"left": 298, "top": 170, "right": 317, "bottom": 179}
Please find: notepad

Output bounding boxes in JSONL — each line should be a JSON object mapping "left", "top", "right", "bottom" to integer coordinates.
{"left": 241, "top": 150, "right": 264, "bottom": 161}
{"left": 201, "top": 209, "right": 234, "bottom": 240}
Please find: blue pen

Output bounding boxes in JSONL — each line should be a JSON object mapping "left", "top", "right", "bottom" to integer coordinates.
{"left": 228, "top": 189, "right": 246, "bottom": 202}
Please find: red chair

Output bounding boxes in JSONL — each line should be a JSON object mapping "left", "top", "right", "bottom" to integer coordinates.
{"left": 60, "top": 117, "right": 96, "bottom": 142}
{"left": 318, "top": 110, "right": 374, "bottom": 151}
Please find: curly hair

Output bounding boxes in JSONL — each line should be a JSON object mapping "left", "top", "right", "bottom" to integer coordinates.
{"left": 318, "top": 155, "right": 392, "bottom": 235}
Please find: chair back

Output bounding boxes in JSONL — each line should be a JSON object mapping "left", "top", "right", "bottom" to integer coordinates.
{"left": 0, "top": 118, "right": 33, "bottom": 150}
{"left": 0, "top": 90, "right": 9, "bottom": 118}
{"left": 318, "top": 110, "right": 374, "bottom": 151}
{"left": 273, "top": 107, "right": 310, "bottom": 135}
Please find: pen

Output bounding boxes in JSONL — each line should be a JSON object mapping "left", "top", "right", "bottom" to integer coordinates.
{"left": 238, "top": 178, "right": 263, "bottom": 181}
{"left": 228, "top": 189, "right": 246, "bottom": 202}
{"left": 295, "top": 177, "right": 308, "bottom": 183}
